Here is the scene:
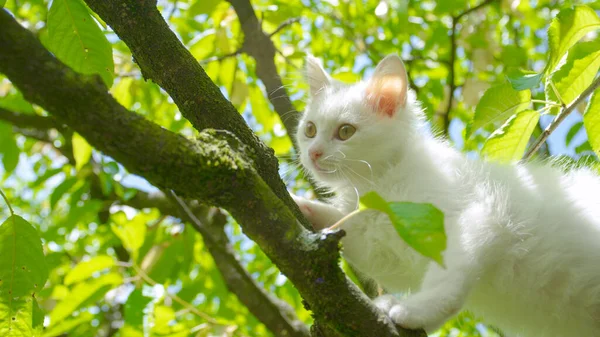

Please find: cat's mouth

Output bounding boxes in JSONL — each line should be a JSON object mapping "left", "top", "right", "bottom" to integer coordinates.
{"left": 312, "top": 160, "right": 337, "bottom": 175}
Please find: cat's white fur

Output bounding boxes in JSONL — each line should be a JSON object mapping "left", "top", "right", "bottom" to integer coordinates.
{"left": 293, "top": 54, "right": 600, "bottom": 336}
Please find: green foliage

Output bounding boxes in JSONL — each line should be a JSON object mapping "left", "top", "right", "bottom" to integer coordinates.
{"left": 359, "top": 191, "right": 446, "bottom": 266}
{"left": 2, "top": 1, "right": 600, "bottom": 336}
{"left": 0, "top": 122, "right": 19, "bottom": 174}
{"left": 584, "top": 91, "right": 600, "bottom": 157}
{"left": 546, "top": 40, "right": 600, "bottom": 113}
{"left": 72, "top": 132, "right": 93, "bottom": 171}
{"left": 482, "top": 110, "right": 540, "bottom": 163}
{"left": 0, "top": 211, "right": 47, "bottom": 337}
{"left": 547, "top": 5, "right": 600, "bottom": 72}
{"left": 47, "top": 0, "right": 114, "bottom": 87}
{"left": 469, "top": 83, "right": 531, "bottom": 136}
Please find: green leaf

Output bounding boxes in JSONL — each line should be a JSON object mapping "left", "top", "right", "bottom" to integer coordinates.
{"left": 0, "top": 122, "right": 19, "bottom": 175}
{"left": 111, "top": 213, "right": 147, "bottom": 259}
{"left": 49, "top": 272, "right": 122, "bottom": 324}
{"left": 189, "top": 0, "right": 221, "bottom": 16}
{"left": 0, "top": 297, "right": 34, "bottom": 337}
{"left": 548, "top": 5, "right": 600, "bottom": 72}
{"left": 566, "top": 121, "right": 584, "bottom": 147}
{"left": 64, "top": 255, "right": 115, "bottom": 285}
{"left": 124, "top": 289, "right": 152, "bottom": 331}
{"left": 468, "top": 82, "right": 531, "bottom": 136}
{"left": 506, "top": 69, "right": 544, "bottom": 91}
{"left": 0, "top": 215, "right": 47, "bottom": 336}
{"left": 547, "top": 41, "right": 600, "bottom": 111}
{"left": 482, "top": 110, "right": 540, "bottom": 163}
{"left": 584, "top": 90, "right": 600, "bottom": 157}
{"left": 72, "top": 132, "right": 93, "bottom": 171}
{"left": 0, "top": 0, "right": 6, "bottom": 8}
{"left": 47, "top": 0, "right": 114, "bottom": 87}
{"left": 359, "top": 191, "right": 446, "bottom": 266}
{"left": 50, "top": 177, "right": 78, "bottom": 209}
{"left": 42, "top": 312, "right": 93, "bottom": 337}
{"left": 32, "top": 299, "right": 43, "bottom": 330}
{"left": 0, "top": 215, "right": 48, "bottom": 298}
{"left": 0, "top": 91, "right": 35, "bottom": 114}
{"left": 250, "top": 85, "right": 276, "bottom": 132}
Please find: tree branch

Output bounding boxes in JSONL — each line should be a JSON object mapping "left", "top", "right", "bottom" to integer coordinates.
{"left": 523, "top": 76, "right": 600, "bottom": 160}
{"left": 2, "top": 111, "right": 309, "bottom": 336}
{"left": 0, "top": 92, "right": 309, "bottom": 337}
{"left": 81, "top": 0, "right": 305, "bottom": 229}
{"left": 0, "top": 107, "right": 57, "bottom": 129}
{"left": 227, "top": 0, "right": 301, "bottom": 147}
{"left": 166, "top": 191, "right": 310, "bottom": 337}
{"left": 443, "top": 0, "right": 499, "bottom": 135}
{"left": 444, "top": 16, "right": 458, "bottom": 136}
{"left": 0, "top": 10, "right": 412, "bottom": 336}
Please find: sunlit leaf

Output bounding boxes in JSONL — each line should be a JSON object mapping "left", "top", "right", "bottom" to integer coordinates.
{"left": 0, "top": 215, "right": 47, "bottom": 337}
{"left": 47, "top": 0, "right": 114, "bottom": 87}
{"left": 72, "top": 132, "right": 93, "bottom": 171}
{"left": 111, "top": 213, "right": 147, "bottom": 259}
{"left": 250, "top": 85, "right": 276, "bottom": 132}
{"left": 0, "top": 215, "right": 48, "bottom": 298}
{"left": 0, "top": 122, "right": 19, "bottom": 175}
{"left": 64, "top": 255, "right": 116, "bottom": 285}
{"left": 548, "top": 5, "right": 600, "bottom": 72}
{"left": 49, "top": 272, "right": 122, "bottom": 324}
{"left": 584, "top": 91, "right": 600, "bottom": 157}
{"left": 189, "top": 0, "right": 221, "bottom": 16}
{"left": 482, "top": 110, "right": 539, "bottom": 163}
{"left": 506, "top": 69, "right": 544, "bottom": 91}
{"left": 359, "top": 191, "right": 446, "bottom": 266}
{"left": 42, "top": 312, "right": 93, "bottom": 337}
{"left": 0, "top": 297, "right": 33, "bottom": 337}
{"left": 230, "top": 80, "right": 249, "bottom": 106}
{"left": 547, "top": 41, "right": 600, "bottom": 111}
{"left": 468, "top": 83, "right": 531, "bottom": 136}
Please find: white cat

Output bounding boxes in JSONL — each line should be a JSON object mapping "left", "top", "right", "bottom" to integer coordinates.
{"left": 292, "top": 54, "right": 600, "bottom": 336}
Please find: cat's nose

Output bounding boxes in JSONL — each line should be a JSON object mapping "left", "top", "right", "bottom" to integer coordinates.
{"left": 309, "top": 150, "right": 323, "bottom": 161}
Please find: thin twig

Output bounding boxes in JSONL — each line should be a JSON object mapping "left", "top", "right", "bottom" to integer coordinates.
{"left": 443, "top": 16, "right": 458, "bottom": 135}
{"left": 199, "top": 50, "right": 242, "bottom": 65}
{"left": 268, "top": 18, "right": 301, "bottom": 37}
{"left": 523, "top": 76, "right": 600, "bottom": 160}
{"left": 0, "top": 188, "right": 14, "bottom": 216}
{"left": 455, "top": 0, "right": 499, "bottom": 21}
{"left": 443, "top": 0, "right": 499, "bottom": 135}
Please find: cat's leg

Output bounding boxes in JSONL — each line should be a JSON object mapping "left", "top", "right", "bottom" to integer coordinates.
{"left": 292, "top": 195, "right": 344, "bottom": 230}
{"left": 374, "top": 261, "right": 477, "bottom": 332}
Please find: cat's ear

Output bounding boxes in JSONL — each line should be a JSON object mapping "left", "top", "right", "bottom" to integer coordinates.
{"left": 306, "top": 55, "right": 331, "bottom": 96}
{"left": 366, "top": 54, "right": 409, "bottom": 117}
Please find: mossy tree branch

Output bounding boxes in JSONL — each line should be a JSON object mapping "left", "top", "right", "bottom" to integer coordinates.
{"left": 0, "top": 105, "right": 309, "bottom": 337}
{"left": 0, "top": 9, "right": 424, "bottom": 337}
{"left": 80, "top": 0, "right": 310, "bottom": 228}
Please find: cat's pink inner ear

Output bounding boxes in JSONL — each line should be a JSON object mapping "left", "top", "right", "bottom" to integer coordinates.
{"left": 366, "top": 75, "right": 406, "bottom": 117}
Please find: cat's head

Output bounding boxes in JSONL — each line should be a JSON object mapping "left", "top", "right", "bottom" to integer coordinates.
{"left": 296, "top": 54, "right": 420, "bottom": 189}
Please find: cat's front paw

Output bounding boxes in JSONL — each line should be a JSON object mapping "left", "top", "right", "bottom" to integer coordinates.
{"left": 291, "top": 195, "right": 314, "bottom": 219}
{"left": 374, "top": 295, "right": 445, "bottom": 332}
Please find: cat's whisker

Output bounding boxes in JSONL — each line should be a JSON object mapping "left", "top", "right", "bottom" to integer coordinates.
{"left": 343, "top": 164, "right": 378, "bottom": 189}
{"left": 338, "top": 167, "right": 361, "bottom": 210}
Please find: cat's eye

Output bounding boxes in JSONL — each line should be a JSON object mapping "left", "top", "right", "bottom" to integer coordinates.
{"left": 337, "top": 124, "right": 356, "bottom": 140}
{"left": 305, "top": 121, "right": 317, "bottom": 138}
